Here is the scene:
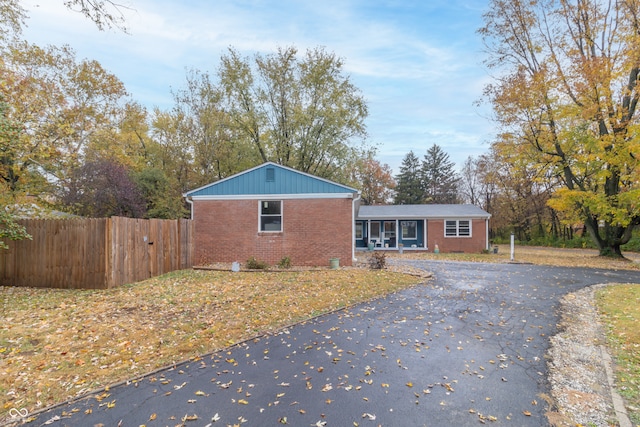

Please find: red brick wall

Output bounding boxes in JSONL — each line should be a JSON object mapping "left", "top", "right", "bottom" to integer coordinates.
{"left": 193, "top": 198, "right": 354, "bottom": 267}
{"left": 427, "top": 219, "right": 487, "bottom": 253}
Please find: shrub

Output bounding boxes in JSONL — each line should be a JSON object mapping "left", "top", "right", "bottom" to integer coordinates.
{"left": 278, "top": 256, "right": 292, "bottom": 269}
{"left": 246, "top": 256, "right": 269, "bottom": 270}
{"left": 369, "top": 252, "right": 386, "bottom": 269}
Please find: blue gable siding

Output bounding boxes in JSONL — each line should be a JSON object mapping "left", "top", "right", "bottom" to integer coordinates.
{"left": 185, "top": 163, "right": 357, "bottom": 197}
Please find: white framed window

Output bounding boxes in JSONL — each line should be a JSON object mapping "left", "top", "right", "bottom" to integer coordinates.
{"left": 260, "top": 200, "right": 282, "bottom": 232}
{"left": 355, "top": 221, "right": 364, "bottom": 239}
{"left": 401, "top": 221, "right": 417, "bottom": 239}
{"left": 445, "top": 220, "right": 471, "bottom": 237}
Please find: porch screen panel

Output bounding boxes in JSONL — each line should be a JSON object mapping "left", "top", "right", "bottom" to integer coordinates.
{"left": 370, "top": 222, "right": 380, "bottom": 239}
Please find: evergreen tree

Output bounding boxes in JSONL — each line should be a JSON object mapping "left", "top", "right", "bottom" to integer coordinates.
{"left": 421, "top": 144, "right": 459, "bottom": 204}
{"left": 394, "top": 151, "right": 423, "bottom": 204}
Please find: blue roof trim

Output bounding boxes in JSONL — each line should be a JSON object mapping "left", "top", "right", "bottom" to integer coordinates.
{"left": 184, "top": 162, "right": 358, "bottom": 197}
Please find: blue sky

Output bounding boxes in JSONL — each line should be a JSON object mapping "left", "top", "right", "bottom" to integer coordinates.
{"left": 21, "top": 0, "right": 494, "bottom": 174}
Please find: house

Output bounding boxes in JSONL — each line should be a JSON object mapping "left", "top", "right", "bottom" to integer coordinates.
{"left": 355, "top": 204, "right": 491, "bottom": 253}
{"left": 183, "top": 163, "right": 491, "bottom": 267}
{"left": 183, "top": 162, "right": 359, "bottom": 267}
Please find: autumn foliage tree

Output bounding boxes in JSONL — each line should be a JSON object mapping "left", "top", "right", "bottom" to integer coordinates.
{"left": 61, "top": 158, "right": 146, "bottom": 218}
{"left": 217, "top": 46, "right": 369, "bottom": 182}
{"left": 1, "top": 41, "right": 129, "bottom": 198}
{"left": 350, "top": 154, "right": 395, "bottom": 205}
{"left": 480, "top": 0, "right": 640, "bottom": 257}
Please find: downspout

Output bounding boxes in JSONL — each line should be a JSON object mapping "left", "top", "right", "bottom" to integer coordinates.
{"left": 352, "top": 192, "right": 361, "bottom": 264}
{"left": 184, "top": 195, "right": 194, "bottom": 220}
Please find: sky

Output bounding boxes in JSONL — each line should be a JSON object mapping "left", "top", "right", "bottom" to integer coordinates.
{"left": 20, "top": 0, "right": 495, "bottom": 174}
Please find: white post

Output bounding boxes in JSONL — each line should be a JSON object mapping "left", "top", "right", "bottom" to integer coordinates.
{"left": 510, "top": 233, "right": 515, "bottom": 261}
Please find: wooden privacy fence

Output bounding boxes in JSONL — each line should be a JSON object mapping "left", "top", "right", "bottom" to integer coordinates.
{"left": 0, "top": 217, "right": 194, "bottom": 289}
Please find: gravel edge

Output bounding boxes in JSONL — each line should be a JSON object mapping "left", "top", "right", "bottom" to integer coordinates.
{"left": 547, "top": 283, "right": 632, "bottom": 427}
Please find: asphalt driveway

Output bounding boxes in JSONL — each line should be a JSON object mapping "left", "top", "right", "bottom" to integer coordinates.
{"left": 28, "top": 260, "right": 640, "bottom": 426}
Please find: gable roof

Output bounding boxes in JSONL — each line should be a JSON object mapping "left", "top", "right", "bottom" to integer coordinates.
{"left": 184, "top": 162, "right": 358, "bottom": 199}
{"left": 356, "top": 204, "right": 491, "bottom": 219}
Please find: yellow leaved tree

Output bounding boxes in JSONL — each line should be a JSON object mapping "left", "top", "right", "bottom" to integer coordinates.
{"left": 480, "top": 0, "right": 640, "bottom": 257}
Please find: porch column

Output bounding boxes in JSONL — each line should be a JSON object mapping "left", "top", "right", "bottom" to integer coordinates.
{"left": 485, "top": 218, "right": 489, "bottom": 250}
{"left": 424, "top": 219, "right": 428, "bottom": 250}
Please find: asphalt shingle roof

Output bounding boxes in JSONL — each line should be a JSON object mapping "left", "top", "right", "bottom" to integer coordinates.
{"left": 356, "top": 204, "right": 491, "bottom": 219}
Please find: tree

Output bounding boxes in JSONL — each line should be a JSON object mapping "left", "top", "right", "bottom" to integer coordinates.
{"left": 86, "top": 101, "right": 153, "bottom": 171}
{"left": 0, "top": 0, "right": 129, "bottom": 36}
{"left": 60, "top": 158, "right": 145, "bottom": 218}
{"left": 163, "top": 68, "right": 260, "bottom": 186}
{"left": 421, "top": 144, "right": 459, "bottom": 204}
{"left": 0, "top": 93, "right": 24, "bottom": 193}
{"left": 394, "top": 151, "right": 423, "bottom": 204}
{"left": 459, "top": 156, "right": 483, "bottom": 206}
{"left": 217, "top": 46, "right": 369, "bottom": 181}
{"left": 0, "top": 93, "right": 30, "bottom": 249}
{"left": 1, "top": 41, "right": 129, "bottom": 198}
{"left": 480, "top": 0, "right": 640, "bottom": 257}
{"left": 0, "top": 0, "right": 26, "bottom": 42}
{"left": 63, "top": 0, "right": 131, "bottom": 32}
{"left": 350, "top": 154, "right": 395, "bottom": 205}
{"left": 0, "top": 209, "right": 31, "bottom": 249}
{"left": 134, "top": 167, "right": 187, "bottom": 219}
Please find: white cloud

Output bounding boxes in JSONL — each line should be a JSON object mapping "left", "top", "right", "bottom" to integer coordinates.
{"left": 18, "top": 0, "right": 494, "bottom": 174}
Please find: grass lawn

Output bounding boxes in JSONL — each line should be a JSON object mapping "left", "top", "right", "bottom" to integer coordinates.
{"left": 0, "top": 268, "right": 421, "bottom": 421}
{"left": 596, "top": 284, "right": 640, "bottom": 425}
{"left": 402, "top": 244, "right": 640, "bottom": 270}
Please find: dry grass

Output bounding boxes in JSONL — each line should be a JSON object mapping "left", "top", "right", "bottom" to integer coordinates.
{"left": 596, "top": 284, "right": 640, "bottom": 425}
{"left": 0, "top": 268, "right": 421, "bottom": 421}
{"left": 400, "top": 244, "right": 640, "bottom": 270}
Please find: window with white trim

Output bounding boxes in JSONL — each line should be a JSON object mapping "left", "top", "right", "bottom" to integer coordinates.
{"left": 445, "top": 220, "right": 471, "bottom": 237}
{"left": 355, "top": 222, "right": 363, "bottom": 239}
{"left": 260, "top": 200, "right": 282, "bottom": 232}
{"left": 401, "top": 221, "right": 417, "bottom": 239}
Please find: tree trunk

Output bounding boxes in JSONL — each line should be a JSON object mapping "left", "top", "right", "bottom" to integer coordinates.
{"left": 584, "top": 217, "right": 628, "bottom": 258}
{"left": 599, "top": 243, "right": 623, "bottom": 258}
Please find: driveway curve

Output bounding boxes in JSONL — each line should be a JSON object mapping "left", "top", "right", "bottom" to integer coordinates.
{"left": 28, "top": 261, "right": 640, "bottom": 427}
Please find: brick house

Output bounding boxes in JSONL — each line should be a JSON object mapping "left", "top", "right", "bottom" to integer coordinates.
{"left": 183, "top": 162, "right": 359, "bottom": 267}
{"left": 355, "top": 204, "right": 491, "bottom": 253}
{"left": 184, "top": 163, "right": 491, "bottom": 267}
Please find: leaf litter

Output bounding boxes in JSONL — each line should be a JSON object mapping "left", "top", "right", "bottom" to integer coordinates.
{"left": 0, "top": 268, "right": 421, "bottom": 421}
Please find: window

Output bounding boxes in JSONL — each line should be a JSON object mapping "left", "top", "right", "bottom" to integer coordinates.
{"left": 445, "top": 220, "right": 471, "bottom": 237}
{"left": 401, "top": 221, "right": 417, "bottom": 239}
{"left": 355, "top": 222, "right": 363, "bottom": 239}
{"left": 260, "top": 200, "right": 282, "bottom": 231}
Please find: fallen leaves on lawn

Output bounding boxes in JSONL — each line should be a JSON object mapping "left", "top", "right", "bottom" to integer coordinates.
{"left": 0, "top": 268, "right": 420, "bottom": 420}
